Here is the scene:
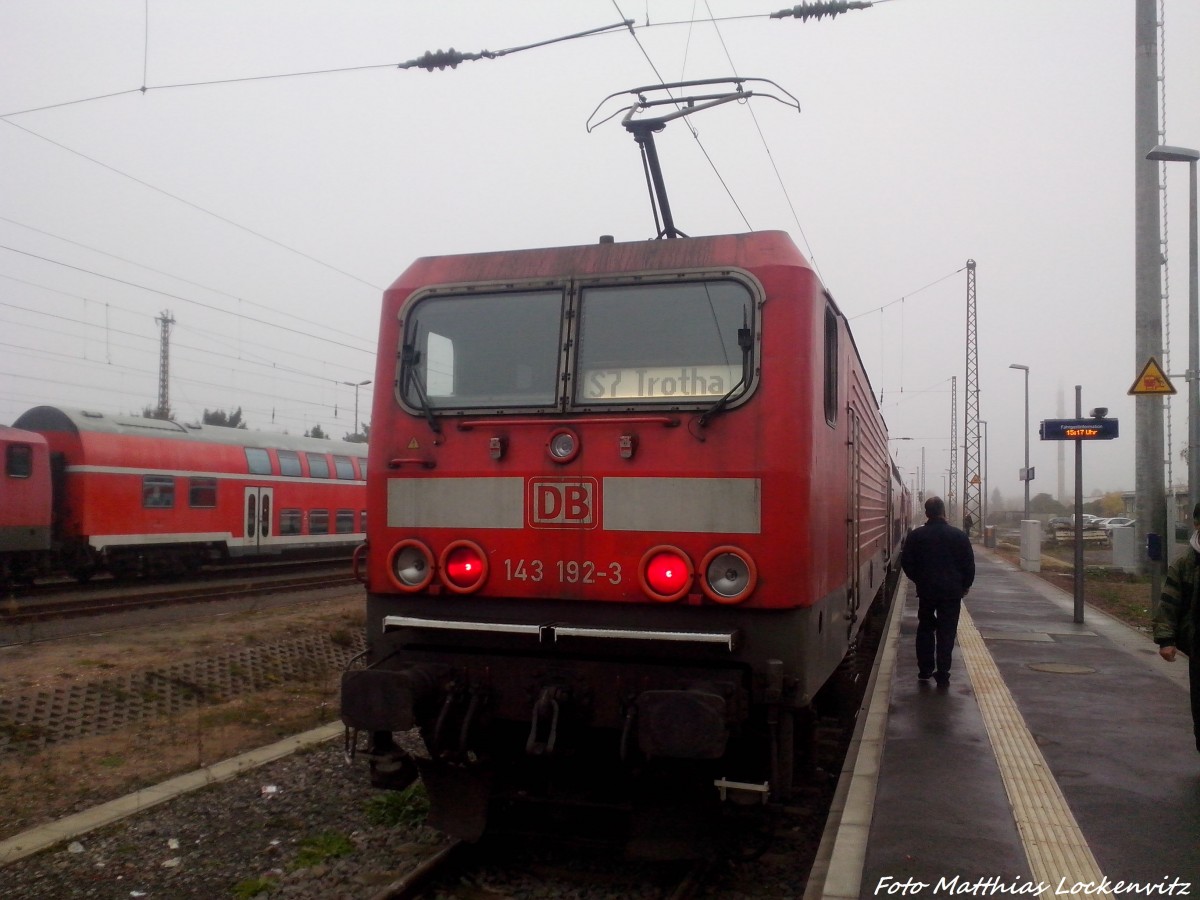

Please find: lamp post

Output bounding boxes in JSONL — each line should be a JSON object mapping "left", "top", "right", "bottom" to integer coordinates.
{"left": 980, "top": 420, "right": 989, "bottom": 528}
{"left": 1146, "top": 144, "right": 1200, "bottom": 519}
{"left": 1009, "top": 364, "right": 1030, "bottom": 520}
{"left": 341, "top": 380, "right": 372, "bottom": 438}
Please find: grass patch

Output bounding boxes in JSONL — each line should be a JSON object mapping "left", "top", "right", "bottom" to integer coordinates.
{"left": 364, "top": 781, "right": 430, "bottom": 828}
{"left": 232, "top": 875, "right": 278, "bottom": 898}
{"left": 292, "top": 830, "right": 354, "bottom": 869}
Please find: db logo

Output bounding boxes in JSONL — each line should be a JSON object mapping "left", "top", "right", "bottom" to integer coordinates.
{"left": 528, "top": 478, "right": 598, "bottom": 528}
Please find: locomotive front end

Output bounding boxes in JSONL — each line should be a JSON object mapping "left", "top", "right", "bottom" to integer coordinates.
{"left": 342, "top": 233, "right": 890, "bottom": 847}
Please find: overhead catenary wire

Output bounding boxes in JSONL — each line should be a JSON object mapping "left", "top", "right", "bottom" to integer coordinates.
{"left": 0, "top": 245, "right": 373, "bottom": 356}
{"left": 0, "top": 214, "right": 372, "bottom": 348}
{"left": 0, "top": 4, "right": 900, "bottom": 428}
{"left": 0, "top": 118, "right": 383, "bottom": 294}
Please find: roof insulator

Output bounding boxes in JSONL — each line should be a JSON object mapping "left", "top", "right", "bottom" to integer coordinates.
{"left": 769, "top": 1, "right": 873, "bottom": 22}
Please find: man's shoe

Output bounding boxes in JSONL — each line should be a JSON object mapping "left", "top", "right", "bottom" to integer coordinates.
{"left": 933, "top": 672, "right": 950, "bottom": 686}
{"left": 918, "top": 670, "right": 933, "bottom": 681}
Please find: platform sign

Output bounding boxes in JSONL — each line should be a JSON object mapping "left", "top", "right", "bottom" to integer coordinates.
{"left": 1039, "top": 418, "right": 1119, "bottom": 440}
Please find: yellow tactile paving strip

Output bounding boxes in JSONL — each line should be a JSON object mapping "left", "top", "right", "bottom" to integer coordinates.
{"left": 958, "top": 606, "right": 1111, "bottom": 899}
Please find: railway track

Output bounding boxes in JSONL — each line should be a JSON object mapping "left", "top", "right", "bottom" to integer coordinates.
{"left": 367, "top": 838, "right": 716, "bottom": 900}
{"left": 0, "top": 579, "right": 896, "bottom": 897}
{"left": 0, "top": 561, "right": 356, "bottom": 629}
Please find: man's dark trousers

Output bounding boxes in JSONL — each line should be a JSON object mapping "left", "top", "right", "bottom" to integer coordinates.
{"left": 916, "top": 594, "right": 962, "bottom": 676}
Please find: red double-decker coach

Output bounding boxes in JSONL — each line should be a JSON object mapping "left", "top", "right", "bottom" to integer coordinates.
{"left": 9, "top": 406, "right": 367, "bottom": 582}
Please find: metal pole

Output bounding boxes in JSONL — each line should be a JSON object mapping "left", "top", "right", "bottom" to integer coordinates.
{"left": 1189, "top": 158, "right": 1199, "bottom": 519}
{"left": 1010, "top": 364, "right": 1030, "bottom": 520}
{"left": 981, "top": 420, "right": 989, "bottom": 527}
{"left": 1073, "top": 386, "right": 1085, "bottom": 624}
{"left": 1135, "top": 0, "right": 1166, "bottom": 578}
{"left": 342, "top": 380, "right": 371, "bottom": 439}
{"left": 1024, "top": 369, "right": 1030, "bottom": 520}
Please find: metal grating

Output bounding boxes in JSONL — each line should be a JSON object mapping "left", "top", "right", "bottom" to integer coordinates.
{"left": 0, "top": 633, "right": 364, "bottom": 754}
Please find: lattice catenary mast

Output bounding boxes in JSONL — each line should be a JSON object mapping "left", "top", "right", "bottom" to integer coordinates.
{"left": 156, "top": 310, "right": 175, "bottom": 419}
{"left": 962, "top": 261, "right": 982, "bottom": 537}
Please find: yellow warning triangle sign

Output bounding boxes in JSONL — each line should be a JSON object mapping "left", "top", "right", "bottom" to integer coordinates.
{"left": 1128, "top": 357, "right": 1177, "bottom": 395}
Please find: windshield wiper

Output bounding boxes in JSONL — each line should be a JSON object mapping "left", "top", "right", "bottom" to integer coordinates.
{"left": 697, "top": 315, "right": 753, "bottom": 429}
{"left": 401, "top": 332, "right": 442, "bottom": 437}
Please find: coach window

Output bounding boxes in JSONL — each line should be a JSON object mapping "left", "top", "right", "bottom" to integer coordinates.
{"left": 6, "top": 444, "right": 33, "bottom": 478}
{"left": 335, "top": 510, "right": 355, "bottom": 534}
{"left": 574, "top": 280, "right": 754, "bottom": 405}
{"left": 307, "top": 453, "right": 330, "bottom": 479}
{"left": 309, "top": 509, "right": 330, "bottom": 535}
{"left": 245, "top": 447, "right": 272, "bottom": 475}
{"left": 823, "top": 303, "right": 839, "bottom": 427}
{"left": 400, "top": 290, "right": 563, "bottom": 411}
{"left": 278, "top": 450, "right": 301, "bottom": 477}
{"left": 355, "top": 457, "right": 367, "bottom": 478}
{"left": 359, "top": 510, "right": 367, "bottom": 532}
{"left": 280, "top": 509, "right": 302, "bottom": 535}
{"left": 189, "top": 477, "right": 217, "bottom": 508}
{"left": 142, "top": 475, "right": 175, "bottom": 508}
{"left": 333, "top": 455, "right": 355, "bottom": 479}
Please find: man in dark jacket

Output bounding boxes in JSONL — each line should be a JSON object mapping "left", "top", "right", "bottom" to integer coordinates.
{"left": 901, "top": 496, "right": 975, "bottom": 686}
{"left": 1153, "top": 503, "right": 1200, "bottom": 753}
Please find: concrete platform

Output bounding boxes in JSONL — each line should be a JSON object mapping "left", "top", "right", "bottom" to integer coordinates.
{"left": 813, "top": 549, "right": 1200, "bottom": 899}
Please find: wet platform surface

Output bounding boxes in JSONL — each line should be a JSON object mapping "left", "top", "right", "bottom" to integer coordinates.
{"left": 815, "top": 549, "right": 1200, "bottom": 899}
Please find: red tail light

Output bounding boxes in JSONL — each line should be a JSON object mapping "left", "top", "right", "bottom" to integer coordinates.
{"left": 440, "top": 540, "right": 488, "bottom": 593}
{"left": 639, "top": 545, "right": 693, "bottom": 602}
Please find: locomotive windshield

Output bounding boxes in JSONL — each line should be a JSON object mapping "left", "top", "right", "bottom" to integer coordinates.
{"left": 398, "top": 278, "right": 755, "bottom": 413}
{"left": 400, "top": 290, "right": 564, "bottom": 410}
{"left": 574, "top": 281, "right": 752, "bottom": 404}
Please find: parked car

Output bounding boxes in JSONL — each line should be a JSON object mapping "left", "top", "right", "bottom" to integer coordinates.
{"left": 1104, "top": 517, "right": 1135, "bottom": 535}
{"left": 1046, "top": 516, "right": 1072, "bottom": 533}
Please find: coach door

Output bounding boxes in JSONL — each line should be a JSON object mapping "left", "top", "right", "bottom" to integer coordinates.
{"left": 243, "top": 487, "right": 274, "bottom": 550}
{"left": 846, "top": 408, "right": 862, "bottom": 623}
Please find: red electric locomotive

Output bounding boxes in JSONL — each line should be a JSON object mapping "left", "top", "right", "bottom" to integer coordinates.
{"left": 0, "top": 425, "right": 53, "bottom": 587}
{"left": 8, "top": 406, "right": 367, "bottom": 581}
{"left": 342, "top": 230, "right": 904, "bottom": 847}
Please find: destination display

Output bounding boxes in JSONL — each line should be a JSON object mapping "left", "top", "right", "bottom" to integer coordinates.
{"left": 1038, "top": 418, "right": 1119, "bottom": 440}
{"left": 580, "top": 364, "right": 738, "bottom": 400}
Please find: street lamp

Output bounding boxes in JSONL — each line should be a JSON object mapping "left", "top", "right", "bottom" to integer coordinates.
{"left": 341, "top": 380, "right": 372, "bottom": 438}
{"left": 980, "top": 420, "right": 988, "bottom": 528}
{"left": 1146, "top": 144, "right": 1200, "bottom": 520}
{"left": 1010, "top": 364, "right": 1030, "bottom": 520}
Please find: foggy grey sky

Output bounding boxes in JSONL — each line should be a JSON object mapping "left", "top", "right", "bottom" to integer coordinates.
{"left": 2, "top": 1, "right": 1198, "bottom": 508}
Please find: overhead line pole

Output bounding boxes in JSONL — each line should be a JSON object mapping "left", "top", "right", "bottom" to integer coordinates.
{"left": 963, "top": 260, "right": 981, "bottom": 538}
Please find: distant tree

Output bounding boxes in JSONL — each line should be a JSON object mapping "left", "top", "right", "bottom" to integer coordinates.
{"left": 343, "top": 422, "right": 370, "bottom": 443}
{"left": 1030, "top": 492, "right": 1066, "bottom": 514}
{"left": 202, "top": 407, "right": 248, "bottom": 429}
{"left": 141, "top": 405, "right": 173, "bottom": 421}
{"left": 1084, "top": 492, "right": 1125, "bottom": 517}
{"left": 990, "top": 487, "right": 1005, "bottom": 512}
{"left": 305, "top": 424, "right": 328, "bottom": 439}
